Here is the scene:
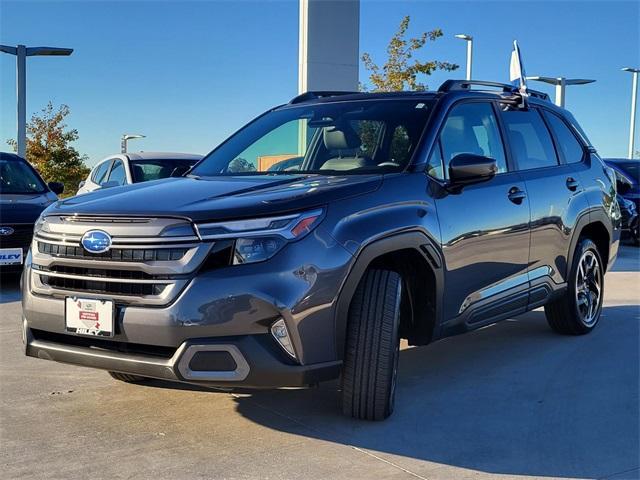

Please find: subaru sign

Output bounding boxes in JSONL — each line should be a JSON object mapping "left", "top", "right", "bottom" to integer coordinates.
{"left": 81, "top": 230, "right": 112, "bottom": 254}
{"left": 0, "top": 226, "right": 15, "bottom": 236}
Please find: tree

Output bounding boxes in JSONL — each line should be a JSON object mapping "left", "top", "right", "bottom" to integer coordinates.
{"left": 361, "top": 15, "right": 459, "bottom": 92}
{"left": 7, "top": 102, "right": 89, "bottom": 196}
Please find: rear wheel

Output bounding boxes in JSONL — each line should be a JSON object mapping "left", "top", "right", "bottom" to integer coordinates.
{"left": 545, "top": 238, "right": 604, "bottom": 335}
{"left": 341, "top": 269, "right": 402, "bottom": 421}
{"left": 108, "top": 371, "right": 149, "bottom": 383}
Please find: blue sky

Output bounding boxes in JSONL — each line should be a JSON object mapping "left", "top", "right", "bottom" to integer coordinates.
{"left": 1, "top": 0, "right": 638, "bottom": 166}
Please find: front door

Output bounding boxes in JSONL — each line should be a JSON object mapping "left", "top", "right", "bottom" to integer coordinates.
{"left": 428, "top": 101, "right": 531, "bottom": 327}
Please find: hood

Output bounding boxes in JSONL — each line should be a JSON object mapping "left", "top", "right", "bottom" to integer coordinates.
{"left": 46, "top": 174, "right": 383, "bottom": 222}
{"left": 0, "top": 192, "right": 58, "bottom": 224}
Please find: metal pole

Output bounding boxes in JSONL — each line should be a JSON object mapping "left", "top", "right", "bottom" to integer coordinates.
{"left": 121, "top": 137, "right": 127, "bottom": 154}
{"left": 16, "top": 45, "right": 26, "bottom": 158}
{"left": 466, "top": 39, "right": 473, "bottom": 81}
{"left": 555, "top": 77, "right": 566, "bottom": 108}
{"left": 629, "top": 71, "right": 638, "bottom": 159}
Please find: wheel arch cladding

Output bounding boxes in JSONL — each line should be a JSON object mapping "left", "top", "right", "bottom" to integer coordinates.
{"left": 334, "top": 231, "right": 444, "bottom": 359}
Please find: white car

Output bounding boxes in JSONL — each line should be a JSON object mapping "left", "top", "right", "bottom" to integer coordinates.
{"left": 77, "top": 152, "right": 203, "bottom": 195}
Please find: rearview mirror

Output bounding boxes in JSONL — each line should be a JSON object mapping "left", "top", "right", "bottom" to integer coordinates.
{"left": 449, "top": 154, "right": 497, "bottom": 186}
{"left": 48, "top": 181, "right": 64, "bottom": 195}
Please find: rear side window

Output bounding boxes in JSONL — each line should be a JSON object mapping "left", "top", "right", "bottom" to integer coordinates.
{"left": 92, "top": 161, "right": 111, "bottom": 184}
{"left": 107, "top": 160, "right": 126, "bottom": 185}
{"left": 544, "top": 111, "right": 585, "bottom": 164}
{"left": 437, "top": 102, "right": 507, "bottom": 178}
{"left": 501, "top": 109, "right": 558, "bottom": 170}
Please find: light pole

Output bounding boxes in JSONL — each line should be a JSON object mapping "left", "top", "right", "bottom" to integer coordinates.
{"left": 454, "top": 34, "right": 473, "bottom": 81}
{"left": 121, "top": 134, "right": 145, "bottom": 153}
{"left": 526, "top": 76, "right": 595, "bottom": 108}
{"left": 0, "top": 44, "right": 73, "bottom": 158}
{"left": 622, "top": 67, "right": 639, "bottom": 159}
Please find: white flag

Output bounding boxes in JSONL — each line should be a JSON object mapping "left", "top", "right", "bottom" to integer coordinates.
{"left": 509, "top": 40, "right": 528, "bottom": 97}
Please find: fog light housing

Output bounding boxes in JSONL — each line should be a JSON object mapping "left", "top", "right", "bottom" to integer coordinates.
{"left": 271, "top": 318, "right": 296, "bottom": 359}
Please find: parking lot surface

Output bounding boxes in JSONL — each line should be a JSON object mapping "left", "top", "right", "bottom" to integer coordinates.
{"left": 1, "top": 245, "right": 638, "bottom": 480}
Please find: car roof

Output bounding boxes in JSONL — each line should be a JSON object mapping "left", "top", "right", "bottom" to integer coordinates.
{"left": 125, "top": 152, "right": 203, "bottom": 161}
{"left": 0, "top": 152, "right": 26, "bottom": 162}
{"left": 604, "top": 158, "right": 639, "bottom": 164}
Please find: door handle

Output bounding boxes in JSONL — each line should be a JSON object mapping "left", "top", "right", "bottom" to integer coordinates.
{"left": 508, "top": 187, "right": 527, "bottom": 204}
{"left": 566, "top": 177, "right": 580, "bottom": 191}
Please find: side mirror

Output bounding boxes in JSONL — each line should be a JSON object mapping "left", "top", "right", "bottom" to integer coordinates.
{"left": 100, "top": 180, "right": 120, "bottom": 189}
{"left": 78, "top": 180, "right": 85, "bottom": 189}
{"left": 48, "top": 181, "right": 65, "bottom": 195}
{"left": 449, "top": 154, "right": 497, "bottom": 186}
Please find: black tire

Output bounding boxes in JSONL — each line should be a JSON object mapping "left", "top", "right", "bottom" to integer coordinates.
{"left": 108, "top": 371, "right": 149, "bottom": 383}
{"left": 545, "top": 238, "right": 604, "bottom": 335}
{"left": 341, "top": 269, "right": 402, "bottom": 421}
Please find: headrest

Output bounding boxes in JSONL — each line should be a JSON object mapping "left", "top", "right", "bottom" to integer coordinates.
{"left": 323, "top": 123, "right": 361, "bottom": 151}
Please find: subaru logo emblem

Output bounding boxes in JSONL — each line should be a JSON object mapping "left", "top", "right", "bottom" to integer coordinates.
{"left": 81, "top": 230, "right": 112, "bottom": 254}
{"left": 0, "top": 226, "right": 14, "bottom": 236}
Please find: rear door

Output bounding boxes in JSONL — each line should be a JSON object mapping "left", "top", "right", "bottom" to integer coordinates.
{"left": 429, "top": 101, "right": 532, "bottom": 327}
{"left": 499, "top": 106, "right": 590, "bottom": 301}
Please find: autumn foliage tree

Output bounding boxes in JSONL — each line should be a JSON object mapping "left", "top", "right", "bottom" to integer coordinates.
{"left": 7, "top": 102, "right": 89, "bottom": 196}
{"left": 361, "top": 16, "right": 459, "bottom": 92}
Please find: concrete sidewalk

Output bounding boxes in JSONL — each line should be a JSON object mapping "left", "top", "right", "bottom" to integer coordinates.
{"left": 1, "top": 246, "right": 638, "bottom": 480}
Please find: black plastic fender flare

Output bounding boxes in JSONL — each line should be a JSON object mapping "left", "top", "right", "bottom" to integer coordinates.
{"left": 333, "top": 230, "right": 445, "bottom": 360}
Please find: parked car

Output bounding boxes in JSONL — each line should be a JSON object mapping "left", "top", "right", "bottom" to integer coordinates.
{"left": 615, "top": 193, "right": 639, "bottom": 244}
{"left": 604, "top": 158, "right": 639, "bottom": 244}
{"left": 0, "top": 152, "right": 63, "bottom": 272}
{"left": 22, "top": 80, "right": 620, "bottom": 420}
{"left": 77, "top": 152, "right": 202, "bottom": 194}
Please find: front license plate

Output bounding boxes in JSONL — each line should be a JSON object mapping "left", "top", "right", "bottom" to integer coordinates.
{"left": 0, "top": 248, "right": 23, "bottom": 265}
{"left": 65, "top": 297, "right": 114, "bottom": 337}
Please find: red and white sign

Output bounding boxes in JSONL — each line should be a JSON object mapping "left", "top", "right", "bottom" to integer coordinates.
{"left": 65, "top": 298, "right": 114, "bottom": 337}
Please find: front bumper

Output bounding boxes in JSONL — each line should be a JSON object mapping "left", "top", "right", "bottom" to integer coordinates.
{"left": 23, "top": 319, "right": 341, "bottom": 388}
{"left": 21, "top": 225, "right": 353, "bottom": 387}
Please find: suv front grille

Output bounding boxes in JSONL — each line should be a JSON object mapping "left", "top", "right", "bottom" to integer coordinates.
{"left": 37, "top": 241, "right": 188, "bottom": 262}
{"left": 39, "top": 274, "right": 167, "bottom": 296}
{"left": 30, "top": 216, "right": 213, "bottom": 306}
{"left": 0, "top": 224, "right": 33, "bottom": 250}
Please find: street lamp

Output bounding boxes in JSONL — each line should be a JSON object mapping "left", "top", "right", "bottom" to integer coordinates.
{"left": 121, "top": 134, "right": 145, "bottom": 153}
{"left": 454, "top": 34, "right": 473, "bottom": 81}
{"left": 622, "top": 67, "right": 640, "bottom": 159}
{"left": 526, "top": 76, "right": 595, "bottom": 108}
{"left": 0, "top": 44, "right": 73, "bottom": 158}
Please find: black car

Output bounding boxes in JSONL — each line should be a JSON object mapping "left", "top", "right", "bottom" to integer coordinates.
{"left": 22, "top": 81, "right": 619, "bottom": 420}
{"left": 604, "top": 159, "right": 640, "bottom": 244}
{"left": 0, "top": 152, "right": 63, "bottom": 271}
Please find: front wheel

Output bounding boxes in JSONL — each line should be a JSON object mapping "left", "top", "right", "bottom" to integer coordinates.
{"left": 545, "top": 238, "right": 604, "bottom": 335}
{"left": 341, "top": 269, "right": 402, "bottom": 421}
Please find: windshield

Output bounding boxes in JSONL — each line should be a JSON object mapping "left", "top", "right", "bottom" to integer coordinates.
{"left": 0, "top": 159, "right": 47, "bottom": 194}
{"left": 191, "top": 99, "right": 434, "bottom": 176}
{"left": 130, "top": 159, "right": 199, "bottom": 183}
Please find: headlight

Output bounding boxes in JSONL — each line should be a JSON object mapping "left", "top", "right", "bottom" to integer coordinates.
{"left": 33, "top": 215, "right": 47, "bottom": 234}
{"left": 196, "top": 209, "right": 324, "bottom": 265}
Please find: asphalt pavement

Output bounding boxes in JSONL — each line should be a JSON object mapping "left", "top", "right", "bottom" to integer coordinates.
{"left": 1, "top": 245, "right": 638, "bottom": 480}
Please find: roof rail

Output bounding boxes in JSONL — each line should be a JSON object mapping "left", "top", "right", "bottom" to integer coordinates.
{"left": 438, "top": 80, "right": 550, "bottom": 101}
{"left": 288, "top": 91, "right": 359, "bottom": 104}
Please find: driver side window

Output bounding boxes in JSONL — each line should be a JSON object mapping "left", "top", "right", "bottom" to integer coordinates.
{"left": 430, "top": 102, "right": 507, "bottom": 180}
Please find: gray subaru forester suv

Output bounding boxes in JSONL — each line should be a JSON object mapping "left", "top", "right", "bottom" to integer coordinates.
{"left": 22, "top": 80, "right": 620, "bottom": 420}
